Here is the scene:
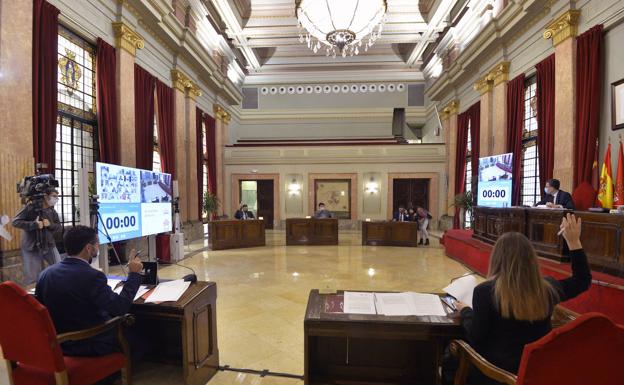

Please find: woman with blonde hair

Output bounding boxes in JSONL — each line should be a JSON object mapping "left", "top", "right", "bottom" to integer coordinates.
{"left": 452, "top": 213, "right": 591, "bottom": 385}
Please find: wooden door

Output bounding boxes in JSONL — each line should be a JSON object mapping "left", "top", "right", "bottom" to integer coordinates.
{"left": 256, "top": 180, "right": 274, "bottom": 229}
{"left": 392, "top": 179, "right": 430, "bottom": 213}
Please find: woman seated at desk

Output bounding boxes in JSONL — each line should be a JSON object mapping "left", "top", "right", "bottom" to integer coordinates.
{"left": 445, "top": 213, "right": 591, "bottom": 385}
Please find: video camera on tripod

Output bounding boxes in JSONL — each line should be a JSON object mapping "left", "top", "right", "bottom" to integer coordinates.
{"left": 16, "top": 174, "right": 59, "bottom": 207}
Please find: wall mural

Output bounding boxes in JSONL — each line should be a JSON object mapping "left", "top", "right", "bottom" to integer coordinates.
{"left": 314, "top": 179, "right": 351, "bottom": 219}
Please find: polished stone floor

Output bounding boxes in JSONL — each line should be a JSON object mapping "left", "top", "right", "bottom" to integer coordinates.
{"left": 132, "top": 230, "right": 472, "bottom": 385}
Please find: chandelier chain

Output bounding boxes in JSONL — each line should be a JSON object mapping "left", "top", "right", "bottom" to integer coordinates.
{"left": 347, "top": 0, "right": 361, "bottom": 31}
{"left": 324, "top": 0, "right": 337, "bottom": 32}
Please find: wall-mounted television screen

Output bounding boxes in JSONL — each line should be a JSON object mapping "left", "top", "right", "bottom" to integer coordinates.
{"left": 95, "top": 162, "right": 173, "bottom": 242}
{"left": 477, "top": 153, "right": 513, "bottom": 208}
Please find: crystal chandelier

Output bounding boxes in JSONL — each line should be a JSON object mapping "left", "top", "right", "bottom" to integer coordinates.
{"left": 296, "top": 0, "right": 387, "bottom": 58}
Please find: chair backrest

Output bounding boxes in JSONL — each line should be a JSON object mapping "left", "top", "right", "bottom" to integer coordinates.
{"left": 0, "top": 282, "right": 65, "bottom": 372}
{"left": 516, "top": 312, "right": 624, "bottom": 385}
{"left": 571, "top": 181, "right": 597, "bottom": 211}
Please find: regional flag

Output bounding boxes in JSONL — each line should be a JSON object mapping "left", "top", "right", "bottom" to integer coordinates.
{"left": 597, "top": 143, "right": 614, "bottom": 209}
{"left": 615, "top": 141, "right": 624, "bottom": 206}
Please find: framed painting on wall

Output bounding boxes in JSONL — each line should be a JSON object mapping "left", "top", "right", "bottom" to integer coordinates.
{"left": 612, "top": 78, "right": 624, "bottom": 130}
{"left": 314, "top": 179, "right": 351, "bottom": 219}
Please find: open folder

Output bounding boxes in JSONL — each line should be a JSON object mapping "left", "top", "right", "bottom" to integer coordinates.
{"left": 443, "top": 274, "right": 478, "bottom": 308}
{"left": 343, "top": 291, "right": 447, "bottom": 316}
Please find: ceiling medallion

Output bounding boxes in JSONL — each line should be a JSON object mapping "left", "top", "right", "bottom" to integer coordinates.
{"left": 297, "top": 0, "right": 387, "bottom": 58}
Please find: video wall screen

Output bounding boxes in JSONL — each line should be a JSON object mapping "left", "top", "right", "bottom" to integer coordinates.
{"left": 477, "top": 153, "right": 513, "bottom": 208}
{"left": 96, "top": 162, "right": 173, "bottom": 242}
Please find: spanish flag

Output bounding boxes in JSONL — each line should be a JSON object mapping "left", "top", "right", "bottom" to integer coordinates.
{"left": 597, "top": 143, "right": 614, "bottom": 209}
{"left": 615, "top": 141, "right": 624, "bottom": 207}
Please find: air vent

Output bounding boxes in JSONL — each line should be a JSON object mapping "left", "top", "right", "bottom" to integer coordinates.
{"left": 407, "top": 84, "right": 425, "bottom": 107}
{"left": 242, "top": 87, "right": 258, "bottom": 109}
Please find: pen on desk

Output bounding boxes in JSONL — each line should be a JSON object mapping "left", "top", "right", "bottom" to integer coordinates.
{"left": 557, "top": 228, "right": 564, "bottom": 236}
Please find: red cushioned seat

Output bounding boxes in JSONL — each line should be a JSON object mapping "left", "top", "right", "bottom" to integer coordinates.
{"left": 13, "top": 354, "right": 126, "bottom": 385}
{"left": 0, "top": 281, "right": 131, "bottom": 385}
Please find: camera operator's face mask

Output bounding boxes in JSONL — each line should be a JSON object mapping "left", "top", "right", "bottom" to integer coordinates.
{"left": 46, "top": 195, "right": 58, "bottom": 206}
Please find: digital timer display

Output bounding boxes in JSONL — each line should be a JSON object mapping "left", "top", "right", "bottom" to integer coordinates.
{"left": 477, "top": 153, "right": 513, "bottom": 208}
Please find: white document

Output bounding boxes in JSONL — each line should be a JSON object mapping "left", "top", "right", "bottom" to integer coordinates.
{"left": 113, "top": 284, "right": 151, "bottom": 301}
{"left": 375, "top": 292, "right": 447, "bottom": 316}
{"left": 107, "top": 279, "right": 122, "bottom": 290}
{"left": 144, "top": 279, "right": 191, "bottom": 303}
{"left": 344, "top": 292, "right": 377, "bottom": 314}
{"left": 443, "top": 274, "right": 478, "bottom": 308}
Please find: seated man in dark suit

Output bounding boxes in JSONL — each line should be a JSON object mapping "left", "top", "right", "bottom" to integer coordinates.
{"left": 535, "top": 178, "right": 575, "bottom": 209}
{"left": 36, "top": 225, "right": 143, "bottom": 356}
{"left": 234, "top": 204, "right": 255, "bottom": 220}
{"left": 314, "top": 202, "right": 333, "bottom": 218}
{"left": 392, "top": 205, "right": 409, "bottom": 222}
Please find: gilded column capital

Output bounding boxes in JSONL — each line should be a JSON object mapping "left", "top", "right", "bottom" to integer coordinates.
{"left": 213, "top": 105, "right": 231, "bottom": 123}
{"left": 543, "top": 10, "right": 581, "bottom": 46}
{"left": 112, "top": 22, "right": 144, "bottom": 56}
{"left": 440, "top": 100, "right": 460, "bottom": 120}
{"left": 474, "top": 75, "right": 493, "bottom": 95}
{"left": 489, "top": 61, "right": 510, "bottom": 86}
{"left": 171, "top": 69, "right": 202, "bottom": 99}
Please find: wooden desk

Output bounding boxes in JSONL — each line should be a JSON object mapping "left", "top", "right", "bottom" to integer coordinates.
{"left": 473, "top": 207, "right": 624, "bottom": 276}
{"left": 286, "top": 218, "right": 339, "bottom": 246}
{"left": 304, "top": 290, "right": 461, "bottom": 385}
{"left": 208, "top": 219, "right": 266, "bottom": 250}
{"left": 132, "top": 281, "right": 218, "bottom": 385}
{"left": 362, "top": 221, "right": 419, "bottom": 247}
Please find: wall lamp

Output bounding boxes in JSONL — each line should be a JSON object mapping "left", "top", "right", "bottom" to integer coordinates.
{"left": 365, "top": 178, "right": 379, "bottom": 195}
{"left": 288, "top": 179, "right": 302, "bottom": 195}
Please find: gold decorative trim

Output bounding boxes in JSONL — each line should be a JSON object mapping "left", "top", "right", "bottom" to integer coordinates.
{"left": 440, "top": 100, "right": 459, "bottom": 120}
{"left": 474, "top": 76, "right": 493, "bottom": 95}
{"left": 171, "top": 69, "right": 202, "bottom": 99}
{"left": 112, "top": 22, "right": 144, "bottom": 56}
{"left": 490, "top": 61, "right": 510, "bottom": 86}
{"left": 214, "top": 105, "right": 231, "bottom": 123}
{"left": 543, "top": 10, "right": 581, "bottom": 46}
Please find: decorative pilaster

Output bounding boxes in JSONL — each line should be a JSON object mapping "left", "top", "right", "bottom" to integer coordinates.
{"left": 491, "top": 61, "right": 510, "bottom": 155}
{"left": 171, "top": 68, "right": 202, "bottom": 100}
{"left": 213, "top": 104, "right": 232, "bottom": 123}
{"left": 545, "top": 10, "right": 581, "bottom": 191}
{"left": 213, "top": 104, "right": 231, "bottom": 216}
{"left": 543, "top": 10, "right": 581, "bottom": 46}
{"left": 440, "top": 100, "right": 460, "bottom": 121}
{"left": 441, "top": 100, "right": 460, "bottom": 216}
{"left": 112, "top": 22, "right": 144, "bottom": 56}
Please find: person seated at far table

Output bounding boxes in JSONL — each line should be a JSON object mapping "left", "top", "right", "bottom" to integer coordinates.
{"left": 35, "top": 225, "right": 144, "bottom": 357}
{"left": 393, "top": 205, "right": 409, "bottom": 222}
{"left": 535, "top": 178, "right": 575, "bottom": 209}
{"left": 235, "top": 204, "right": 255, "bottom": 220}
{"left": 443, "top": 213, "right": 591, "bottom": 385}
{"left": 314, "top": 202, "right": 333, "bottom": 218}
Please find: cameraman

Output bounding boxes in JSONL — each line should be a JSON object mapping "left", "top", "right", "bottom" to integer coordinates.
{"left": 12, "top": 188, "right": 62, "bottom": 285}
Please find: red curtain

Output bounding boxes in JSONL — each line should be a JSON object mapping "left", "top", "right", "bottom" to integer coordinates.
{"left": 536, "top": 54, "right": 555, "bottom": 189}
{"left": 156, "top": 81, "right": 176, "bottom": 178}
{"left": 506, "top": 74, "right": 525, "bottom": 206}
{"left": 96, "top": 38, "right": 119, "bottom": 164}
{"left": 574, "top": 25, "right": 604, "bottom": 188}
{"left": 32, "top": 0, "right": 59, "bottom": 174}
{"left": 453, "top": 111, "right": 469, "bottom": 229}
{"left": 204, "top": 114, "right": 217, "bottom": 197}
{"left": 134, "top": 64, "right": 156, "bottom": 170}
{"left": 468, "top": 101, "right": 481, "bottom": 186}
{"left": 196, "top": 107, "right": 205, "bottom": 219}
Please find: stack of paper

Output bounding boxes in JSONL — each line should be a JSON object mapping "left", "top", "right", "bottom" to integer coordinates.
{"left": 343, "top": 291, "right": 447, "bottom": 316}
{"left": 144, "top": 279, "right": 190, "bottom": 303}
{"left": 443, "top": 274, "right": 478, "bottom": 307}
{"left": 375, "top": 292, "right": 447, "bottom": 316}
{"left": 114, "top": 284, "right": 151, "bottom": 301}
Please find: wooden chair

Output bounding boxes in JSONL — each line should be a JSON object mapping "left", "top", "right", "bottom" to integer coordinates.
{"left": 0, "top": 281, "right": 133, "bottom": 385}
{"left": 450, "top": 312, "right": 624, "bottom": 385}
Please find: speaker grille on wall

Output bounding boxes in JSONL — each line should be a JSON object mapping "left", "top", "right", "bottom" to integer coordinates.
{"left": 242, "top": 87, "right": 259, "bottom": 109}
{"left": 407, "top": 84, "right": 425, "bottom": 107}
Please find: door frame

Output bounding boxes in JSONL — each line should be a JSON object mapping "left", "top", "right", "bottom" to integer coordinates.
{"left": 387, "top": 173, "right": 439, "bottom": 223}
{"left": 231, "top": 174, "right": 280, "bottom": 226}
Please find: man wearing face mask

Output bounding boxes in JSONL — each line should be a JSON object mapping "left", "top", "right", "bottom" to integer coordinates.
{"left": 12, "top": 187, "right": 62, "bottom": 285}
{"left": 535, "top": 178, "right": 575, "bottom": 209}
{"left": 36, "top": 225, "right": 143, "bottom": 356}
{"left": 235, "top": 203, "right": 255, "bottom": 220}
{"left": 314, "top": 202, "right": 333, "bottom": 218}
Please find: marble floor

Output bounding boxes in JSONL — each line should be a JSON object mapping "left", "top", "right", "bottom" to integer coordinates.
{"left": 132, "top": 230, "right": 472, "bottom": 385}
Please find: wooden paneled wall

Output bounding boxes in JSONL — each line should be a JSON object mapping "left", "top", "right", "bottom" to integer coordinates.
{"left": 0, "top": 154, "right": 34, "bottom": 251}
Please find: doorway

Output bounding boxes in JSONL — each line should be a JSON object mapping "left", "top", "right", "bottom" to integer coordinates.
{"left": 239, "top": 180, "right": 274, "bottom": 229}
{"left": 392, "top": 178, "right": 430, "bottom": 213}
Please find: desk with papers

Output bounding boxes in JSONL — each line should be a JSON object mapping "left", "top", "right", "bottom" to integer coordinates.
{"left": 304, "top": 289, "right": 463, "bottom": 385}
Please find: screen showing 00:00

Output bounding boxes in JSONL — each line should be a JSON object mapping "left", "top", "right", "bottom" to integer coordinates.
{"left": 477, "top": 153, "right": 513, "bottom": 208}
{"left": 95, "top": 162, "right": 173, "bottom": 242}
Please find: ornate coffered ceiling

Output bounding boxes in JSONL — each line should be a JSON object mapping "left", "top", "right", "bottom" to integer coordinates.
{"left": 205, "top": 0, "right": 459, "bottom": 85}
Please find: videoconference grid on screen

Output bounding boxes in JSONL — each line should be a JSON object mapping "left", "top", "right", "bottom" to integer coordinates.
{"left": 96, "top": 162, "right": 173, "bottom": 242}
{"left": 477, "top": 153, "right": 513, "bottom": 208}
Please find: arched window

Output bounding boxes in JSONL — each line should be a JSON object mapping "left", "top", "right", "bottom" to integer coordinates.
{"left": 521, "top": 76, "right": 540, "bottom": 205}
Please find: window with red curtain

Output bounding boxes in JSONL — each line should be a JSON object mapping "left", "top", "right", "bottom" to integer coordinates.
{"left": 536, "top": 54, "right": 555, "bottom": 192}
{"left": 464, "top": 122, "right": 472, "bottom": 227}
{"left": 520, "top": 76, "right": 541, "bottom": 206}
{"left": 155, "top": 81, "right": 176, "bottom": 178}
{"left": 204, "top": 114, "right": 217, "bottom": 198}
{"left": 506, "top": 73, "right": 525, "bottom": 206}
{"left": 95, "top": 38, "right": 119, "bottom": 165}
{"left": 453, "top": 111, "right": 469, "bottom": 229}
{"left": 574, "top": 25, "right": 604, "bottom": 188}
{"left": 196, "top": 107, "right": 206, "bottom": 220}
{"left": 55, "top": 26, "right": 99, "bottom": 227}
{"left": 134, "top": 64, "right": 156, "bottom": 170}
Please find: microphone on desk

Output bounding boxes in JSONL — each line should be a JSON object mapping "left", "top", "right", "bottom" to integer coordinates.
{"left": 183, "top": 273, "right": 197, "bottom": 283}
